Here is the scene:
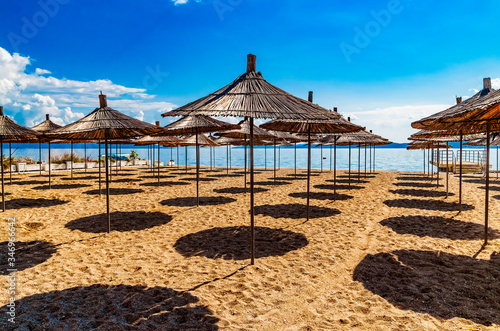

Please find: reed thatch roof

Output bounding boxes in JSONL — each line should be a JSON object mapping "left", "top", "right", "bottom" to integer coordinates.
{"left": 407, "top": 141, "right": 452, "bottom": 150}
{"left": 0, "top": 106, "right": 41, "bottom": 141}
{"left": 411, "top": 78, "right": 500, "bottom": 133}
{"left": 212, "top": 136, "right": 240, "bottom": 145}
{"left": 176, "top": 134, "right": 219, "bottom": 147}
{"left": 217, "top": 118, "right": 275, "bottom": 139}
{"left": 319, "top": 129, "right": 389, "bottom": 146}
{"left": 31, "top": 114, "right": 62, "bottom": 133}
{"left": 266, "top": 130, "right": 302, "bottom": 142}
{"left": 162, "top": 115, "right": 240, "bottom": 135}
{"left": 409, "top": 129, "right": 483, "bottom": 142}
{"left": 162, "top": 54, "right": 343, "bottom": 122}
{"left": 134, "top": 135, "right": 179, "bottom": 144}
{"left": 47, "top": 94, "right": 163, "bottom": 140}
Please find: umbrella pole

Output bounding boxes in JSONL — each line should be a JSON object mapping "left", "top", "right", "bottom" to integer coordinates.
{"left": 294, "top": 142, "right": 297, "bottom": 178}
{"left": 9, "top": 143, "right": 12, "bottom": 185}
{"left": 115, "top": 144, "right": 118, "bottom": 175}
{"left": 437, "top": 147, "right": 440, "bottom": 188}
{"left": 446, "top": 142, "right": 449, "bottom": 198}
{"left": 84, "top": 143, "right": 87, "bottom": 173}
{"left": 39, "top": 141, "right": 42, "bottom": 175}
{"left": 348, "top": 144, "right": 351, "bottom": 188}
{"left": 244, "top": 134, "right": 247, "bottom": 188}
{"left": 423, "top": 149, "right": 425, "bottom": 175}
{"left": 226, "top": 144, "right": 229, "bottom": 175}
{"left": 306, "top": 124, "right": 311, "bottom": 222}
{"left": 334, "top": 137, "right": 337, "bottom": 199}
{"left": 321, "top": 145, "right": 323, "bottom": 173}
{"left": 278, "top": 145, "right": 281, "bottom": 170}
{"left": 459, "top": 133, "right": 463, "bottom": 212}
{"left": 214, "top": 145, "right": 216, "bottom": 169}
{"left": 48, "top": 142, "right": 51, "bottom": 189}
{"left": 330, "top": 145, "right": 332, "bottom": 171}
{"left": 196, "top": 131, "right": 200, "bottom": 207}
{"left": 264, "top": 144, "right": 267, "bottom": 170}
{"left": 358, "top": 144, "right": 361, "bottom": 182}
{"left": 185, "top": 146, "right": 188, "bottom": 173}
{"left": 249, "top": 118, "right": 255, "bottom": 265}
{"left": 497, "top": 146, "right": 499, "bottom": 179}
{"left": 98, "top": 141, "right": 101, "bottom": 196}
{"left": 1, "top": 137, "right": 4, "bottom": 212}
{"left": 158, "top": 142, "right": 160, "bottom": 185}
{"left": 120, "top": 144, "right": 122, "bottom": 171}
{"left": 369, "top": 144, "right": 372, "bottom": 173}
{"left": 274, "top": 139, "right": 276, "bottom": 183}
{"left": 71, "top": 142, "right": 73, "bottom": 179}
{"left": 485, "top": 122, "right": 491, "bottom": 245}
{"left": 374, "top": 145, "right": 376, "bottom": 173}
{"left": 105, "top": 131, "right": 110, "bottom": 233}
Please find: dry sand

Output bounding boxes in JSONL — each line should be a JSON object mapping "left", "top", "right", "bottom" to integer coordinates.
{"left": 0, "top": 165, "right": 499, "bottom": 330}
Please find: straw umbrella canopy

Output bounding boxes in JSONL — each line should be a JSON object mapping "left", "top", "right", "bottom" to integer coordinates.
{"left": 261, "top": 101, "right": 363, "bottom": 222}
{"left": 46, "top": 93, "right": 164, "bottom": 233}
{"left": 0, "top": 106, "right": 42, "bottom": 211}
{"left": 162, "top": 54, "right": 347, "bottom": 265}
{"left": 162, "top": 115, "right": 238, "bottom": 206}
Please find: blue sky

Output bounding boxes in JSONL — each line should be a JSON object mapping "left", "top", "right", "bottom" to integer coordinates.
{"left": 1, "top": 0, "right": 500, "bottom": 142}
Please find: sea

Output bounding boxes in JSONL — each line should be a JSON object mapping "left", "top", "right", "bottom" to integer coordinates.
{"left": 5, "top": 143, "right": 498, "bottom": 173}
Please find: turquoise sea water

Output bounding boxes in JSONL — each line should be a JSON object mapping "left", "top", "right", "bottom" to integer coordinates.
{"left": 4, "top": 143, "right": 498, "bottom": 173}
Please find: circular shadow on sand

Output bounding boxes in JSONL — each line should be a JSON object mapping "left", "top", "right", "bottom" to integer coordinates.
{"left": 138, "top": 175, "right": 176, "bottom": 179}
{"left": 326, "top": 178, "right": 370, "bottom": 184}
{"left": 182, "top": 177, "right": 218, "bottom": 182}
{"left": 208, "top": 174, "right": 244, "bottom": 178}
{"left": 0, "top": 240, "right": 56, "bottom": 275}
{"left": 107, "top": 178, "right": 143, "bottom": 183}
{"left": 353, "top": 250, "right": 500, "bottom": 326}
{"left": 60, "top": 176, "right": 96, "bottom": 181}
{"left": 271, "top": 176, "right": 306, "bottom": 181}
{"left": 389, "top": 189, "right": 454, "bottom": 198}
{"left": 254, "top": 203, "right": 340, "bottom": 219}
{"left": 233, "top": 171, "right": 262, "bottom": 175}
{"left": 383, "top": 199, "right": 474, "bottom": 211}
{"left": 174, "top": 226, "right": 308, "bottom": 260}
{"left": 32, "top": 183, "right": 92, "bottom": 190}
{"left": 0, "top": 284, "right": 219, "bottom": 330}
{"left": 160, "top": 196, "right": 236, "bottom": 207}
{"left": 140, "top": 181, "right": 191, "bottom": 187}
{"left": 289, "top": 192, "right": 353, "bottom": 201}
{"left": 396, "top": 176, "right": 434, "bottom": 182}
{"left": 213, "top": 187, "right": 269, "bottom": 194}
{"left": 11, "top": 180, "right": 47, "bottom": 186}
{"left": 6, "top": 198, "right": 69, "bottom": 209}
{"left": 478, "top": 186, "right": 500, "bottom": 192}
{"left": 314, "top": 184, "right": 365, "bottom": 191}
{"left": 83, "top": 188, "right": 144, "bottom": 195}
{"left": 66, "top": 211, "right": 173, "bottom": 233}
{"left": 252, "top": 181, "right": 292, "bottom": 186}
{"left": 380, "top": 216, "right": 500, "bottom": 240}
{"left": 29, "top": 174, "right": 66, "bottom": 178}
{"left": 393, "top": 182, "right": 443, "bottom": 188}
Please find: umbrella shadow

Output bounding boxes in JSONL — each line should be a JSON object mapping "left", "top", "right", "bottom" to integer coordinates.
{"left": 389, "top": 189, "right": 455, "bottom": 198}
{"left": 107, "top": 178, "right": 143, "bottom": 183}
{"left": 182, "top": 177, "right": 219, "bottom": 182}
{"left": 353, "top": 250, "right": 500, "bottom": 326}
{"left": 337, "top": 174, "right": 376, "bottom": 179}
{"left": 208, "top": 174, "right": 244, "bottom": 178}
{"left": 160, "top": 196, "right": 237, "bottom": 207}
{"left": 213, "top": 187, "right": 269, "bottom": 194}
{"left": 326, "top": 179, "right": 370, "bottom": 184}
{"left": 0, "top": 240, "right": 56, "bottom": 275}
{"left": 478, "top": 186, "right": 500, "bottom": 191}
{"left": 383, "top": 199, "right": 474, "bottom": 211}
{"left": 83, "top": 188, "right": 144, "bottom": 195}
{"left": 6, "top": 198, "right": 69, "bottom": 209}
{"left": 0, "top": 284, "right": 219, "bottom": 330}
{"left": 174, "top": 226, "right": 308, "bottom": 260}
{"left": 140, "top": 181, "right": 191, "bottom": 187}
{"left": 288, "top": 192, "right": 353, "bottom": 201}
{"left": 465, "top": 178, "right": 500, "bottom": 185}
{"left": 233, "top": 171, "right": 262, "bottom": 175}
{"left": 66, "top": 211, "right": 173, "bottom": 233}
{"left": 61, "top": 176, "right": 96, "bottom": 181}
{"left": 393, "top": 182, "right": 443, "bottom": 188}
{"left": 270, "top": 176, "right": 307, "bottom": 181}
{"left": 251, "top": 181, "right": 292, "bottom": 186}
{"left": 395, "top": 176, "right": 434, "bottom": 181}
{"left": 138, "top": 175, "right": 177, "bottom": 179}
{"left": 254, "top": 203, "right": 340, "bottom": 219}
{"left": 29, "top": 174, "right": 66, "bottom": 178}
{"left": 10, "top": 180, "right": 47, "bottom": 186}
{"left": 314, "top": 184, "right": 365, "bottom": 191}
{"left": 380, "top": 216, "right": 500, "bottom": 240}
{"left": 32, "top": 183, "right": 92, "bottom": 190}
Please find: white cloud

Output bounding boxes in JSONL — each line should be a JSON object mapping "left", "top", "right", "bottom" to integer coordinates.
{"left": 0, "top": 47, "right": 177, "bottom": 128}
{"left": 171, "top": 0, "right": 201, "bottom": 5}
{"left": 345, "top": 104, "right": 451, "bottom": 143}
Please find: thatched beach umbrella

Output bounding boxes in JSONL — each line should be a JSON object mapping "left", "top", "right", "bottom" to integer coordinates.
{"left": 31, "top": 114, "right": 62, "bottom": 183}
{"left": 46, "top": 93, "right": 163, "bottom": 232}
{"left": 213, "top": 135, "right": 240, "bottom": 174}
{"left": 260, "top": 93, "right": 363, "bottom": 222}
{"left": 162, "top": 54, "right": 345, "bottom": 264}
{"left": 162, "top": 115, "right": 239, "bottom": 206}
{"left": 0, "top": 106, "right": 41, "bottom": 211}
{"left": 411, "top": 78, "right": 500, "bottom": 245}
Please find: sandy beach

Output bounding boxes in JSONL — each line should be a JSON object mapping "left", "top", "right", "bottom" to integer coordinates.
{"left": 0, "top": 165, "right": 499, "bottom": 330}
